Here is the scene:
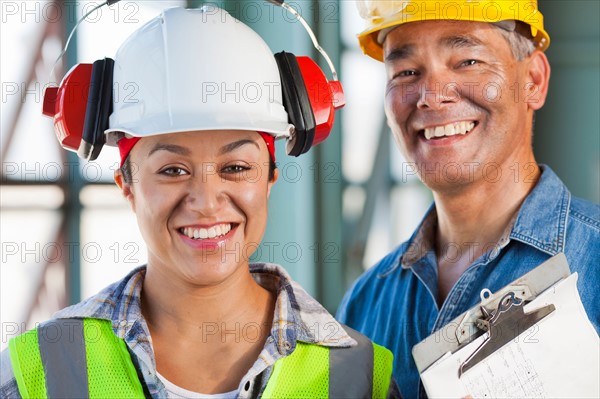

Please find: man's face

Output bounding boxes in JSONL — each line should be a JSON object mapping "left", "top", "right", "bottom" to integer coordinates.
{"left": 383, "top": 20, "right": 547, "bottom": 190}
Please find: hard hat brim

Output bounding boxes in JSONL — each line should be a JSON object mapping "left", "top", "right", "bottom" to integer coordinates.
{"left": 357, "top": 1, "right": 550, "bottom": 62}
{"left": 105, "top": 120, "right": 292, "bottom": 146}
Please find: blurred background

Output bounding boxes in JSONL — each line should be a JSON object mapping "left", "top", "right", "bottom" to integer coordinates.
{"left": 1, "top": 0, "right": 598, "bottom": 349}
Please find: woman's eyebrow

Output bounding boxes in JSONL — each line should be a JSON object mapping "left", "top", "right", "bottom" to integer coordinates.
{"left": 148, "top": 143, "right": 191, "bottom": 157}
{"left": 218, "top": 139, "right": 260, "bottom": 155}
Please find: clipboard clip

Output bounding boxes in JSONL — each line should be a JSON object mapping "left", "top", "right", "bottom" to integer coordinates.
{"left": 458, "top": 291, "right": 555, "bottom": 378}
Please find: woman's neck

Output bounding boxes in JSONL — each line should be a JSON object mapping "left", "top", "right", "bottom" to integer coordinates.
{"left": 140, "top": 263, "right": 276, "bottom": 394}
{"left": 141, "top": 263, "right": 274, "bottom": 340}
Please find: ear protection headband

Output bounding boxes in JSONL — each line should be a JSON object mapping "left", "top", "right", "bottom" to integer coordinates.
{"left": 42, "top": 2, "right": 345, "bottom": 161}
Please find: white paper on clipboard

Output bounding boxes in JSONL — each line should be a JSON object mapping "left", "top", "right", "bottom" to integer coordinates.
{"left": 418, "top": 272, "right": 600, "bottom": 398}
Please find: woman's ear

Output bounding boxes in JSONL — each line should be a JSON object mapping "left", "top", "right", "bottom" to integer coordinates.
{"left": 114, "top": 169, "right": 136, "bottom": 212}
{"left": 267, "top": 168, "right": 279, "bottom": 198}
{"left": 525, "top": 50, "right": 551, "bottom": 111}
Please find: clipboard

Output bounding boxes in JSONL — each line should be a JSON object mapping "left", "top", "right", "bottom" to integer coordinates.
{"left": 413, "top": 253, "right": 600, "bottom": 398}
{"left": 413, "top": 253, "right": 570, "bottom": 374}
{"left": 458, "top": 290, "right": 555, "bottom": 377}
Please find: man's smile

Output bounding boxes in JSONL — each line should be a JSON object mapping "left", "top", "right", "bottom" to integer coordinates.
{"left": 421, "top": 120, "right": 477, "bottom": 140}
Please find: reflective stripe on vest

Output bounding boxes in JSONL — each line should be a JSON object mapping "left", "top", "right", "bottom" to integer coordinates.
{"left": 9, "top": 319, "right": 393, "bottom": 398}
{"left": 262, "top": 327, "right": 393, "bottom": 398}
{"left": 8, "top": 319, "right": 145, "bottom": 398}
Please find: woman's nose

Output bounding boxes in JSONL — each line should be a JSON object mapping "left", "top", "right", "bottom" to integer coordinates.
{"left": 185, "top": 164, "right": 224, "bottom": 214}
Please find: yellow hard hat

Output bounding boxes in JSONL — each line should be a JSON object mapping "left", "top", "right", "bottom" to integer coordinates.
{"left": 357, "top": 0, "right": 550, "bottom": 61}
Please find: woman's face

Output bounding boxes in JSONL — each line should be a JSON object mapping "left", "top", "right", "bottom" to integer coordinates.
{"left": 117, "top": 130, "right": 276, "bottom": 287}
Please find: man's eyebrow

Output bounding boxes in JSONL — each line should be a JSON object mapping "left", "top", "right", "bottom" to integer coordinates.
{"left": 440, "top": 34, "right": 485, "bottom": 49}
{"left": 385, "top": 35, "right": 485, "bottom": 63}
{"left": 218, "top": 139, "right": 260, "bottom": 155}
{"left": 385, "top": 44, "right": 414, "bottom": 62}
{"left": 148, "top": 143, "right": 191, "bottom": 157}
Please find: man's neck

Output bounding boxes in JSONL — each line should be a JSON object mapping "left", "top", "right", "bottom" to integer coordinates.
{"left": 433, "top": 162, "right": 541, "bottom": 304}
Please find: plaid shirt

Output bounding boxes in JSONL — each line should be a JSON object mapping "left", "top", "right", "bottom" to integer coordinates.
{"left": 1, "top": 263, "right": 357, "bottom": 398}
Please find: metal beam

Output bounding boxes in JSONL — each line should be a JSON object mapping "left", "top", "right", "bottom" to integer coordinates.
{"left": 1, "top": 22, "right": 51, "bottom": 164}
{"left": 313, "top": 0, "right": 345, "bottom": 312}
{"left": 62, "top": 0, "right": 83, "bottom": 305}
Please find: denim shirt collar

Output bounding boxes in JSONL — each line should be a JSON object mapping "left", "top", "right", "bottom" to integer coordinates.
{"left": 509, "top": 165, "right": 570, "bottom": 255}
{"left": 393, "top": 165, "right": 570, "bottom": 273}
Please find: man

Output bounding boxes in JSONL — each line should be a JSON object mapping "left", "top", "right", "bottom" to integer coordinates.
{"left": 336, "top": 1, "right": 600, "bottom": 397}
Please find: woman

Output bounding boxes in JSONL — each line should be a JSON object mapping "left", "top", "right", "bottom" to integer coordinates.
{"left": 1, "top": 6, "right": 396, "bottom": 399}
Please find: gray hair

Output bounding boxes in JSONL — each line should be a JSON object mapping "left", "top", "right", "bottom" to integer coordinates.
{"left": 493, "top": 21, "right": 536, "bottom": 61}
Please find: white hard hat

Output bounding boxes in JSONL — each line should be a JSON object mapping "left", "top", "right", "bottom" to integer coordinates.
{"left": 105, "top": 6, "right": 293, "bottom": 145}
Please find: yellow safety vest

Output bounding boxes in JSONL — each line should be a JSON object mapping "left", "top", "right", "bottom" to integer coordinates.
{"left": 9, "top": 318, "right": 393, "bottom": 398}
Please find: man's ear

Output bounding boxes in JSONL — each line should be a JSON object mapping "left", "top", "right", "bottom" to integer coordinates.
{"left": 267, "top": 168, "right": 279, "bottom": 198}
{"left": 525, "top": 50, "right": 551, "bottom": 111}
{"left": 114, "top": 169, "right": 136, "bottom": 212}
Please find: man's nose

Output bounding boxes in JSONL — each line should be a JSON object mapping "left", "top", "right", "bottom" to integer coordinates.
{"left": 415, "top": 70, "right": 460, "bottom": 110}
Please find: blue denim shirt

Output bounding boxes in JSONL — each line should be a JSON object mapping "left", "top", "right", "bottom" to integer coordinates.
{"left": 336, "top": 165, "right": 600, "bottom": 399}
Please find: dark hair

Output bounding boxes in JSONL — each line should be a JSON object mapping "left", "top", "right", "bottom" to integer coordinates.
{"left": 120, "top": 156, "right": 277, "bottom": 184}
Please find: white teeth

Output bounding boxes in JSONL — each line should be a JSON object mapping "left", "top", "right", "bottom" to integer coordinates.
{"left": 423, "top": 121, "right": 475, "bottom": 140}
{"left": 181, "top": 224, "right": 232, "bottom": 240}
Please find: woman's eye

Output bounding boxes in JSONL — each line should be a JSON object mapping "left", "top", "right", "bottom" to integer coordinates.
{"left": 160, "top": 167, "right": 188, "bottom": 176}
{"left": 222, "top": 164, "right": 250, "bottom": 174}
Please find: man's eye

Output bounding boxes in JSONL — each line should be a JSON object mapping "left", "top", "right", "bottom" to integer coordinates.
{"left": 461, "top": 59, "right": 478, "bottom": 67}
{"left": 160, "top": 167, "right": 188, "bottom": 176}
{"left": 395, "top": 70, "right": 418, "bottom": 78}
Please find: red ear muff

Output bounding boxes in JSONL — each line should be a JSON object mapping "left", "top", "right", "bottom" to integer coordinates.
{"left": 42, "top": 58, "right": 114, "bottom": 161}
{"left": 274, "top": 51, "right": 345, "bottom": 157}
{"left": 79, "top": 58, "right": 114, "bottom": 161}
{"left": 43, "top": 63, "right": 93, "bottom": 153}
{"left": 275, "top": 51, "right": 316, "bottom": 157}
{"left": 296, "top": 56, "right": 345, "bottom": 146}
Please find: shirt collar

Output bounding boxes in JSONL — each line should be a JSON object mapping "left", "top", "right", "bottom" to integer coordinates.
{"left": 54, "top": 263, "right": 356, "bottom": 353}
{"left": 397, "top": 164, "right": 570, "bottom": 269}
{"left": 401, "top": 204, "right": 437, "bottom": 269}
{"left": 250, "top": 263, "right": 356, "bottom": 354}
{"left": 509, "top": 165, "right": 570, "bottom": 255}
{"left": 53, "top": 266, "right": 147, "bottom": 338}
